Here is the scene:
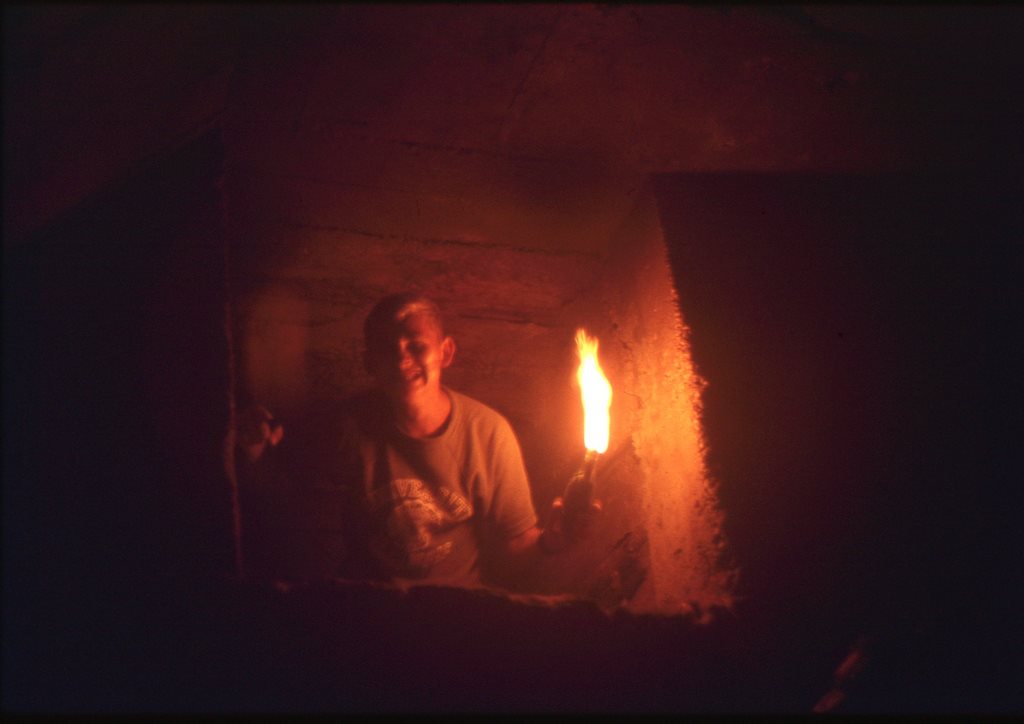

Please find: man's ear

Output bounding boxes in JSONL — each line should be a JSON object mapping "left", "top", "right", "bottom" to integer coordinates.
{"left": 441, "top": 336, "right": 456, "bottom": 368}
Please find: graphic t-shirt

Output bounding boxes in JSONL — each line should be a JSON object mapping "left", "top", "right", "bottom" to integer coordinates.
{"left": 328, "top": 388, "right": 539, "bottom": 587}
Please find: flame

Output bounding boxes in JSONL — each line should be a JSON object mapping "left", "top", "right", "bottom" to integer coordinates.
{"left": 575, "top": 328, "right": 612, "bottom": 454}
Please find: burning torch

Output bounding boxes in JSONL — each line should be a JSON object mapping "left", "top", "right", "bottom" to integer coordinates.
{"left": 562, "top": 329, "right": 611, "bottom": 536}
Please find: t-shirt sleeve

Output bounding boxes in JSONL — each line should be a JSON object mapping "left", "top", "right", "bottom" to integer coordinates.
{"left": 486, "top": 416, "right": 539, "bottom": 539}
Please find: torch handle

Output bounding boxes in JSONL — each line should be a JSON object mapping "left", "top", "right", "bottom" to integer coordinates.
{"left": 563, "top": 450, "right": 598, "bottom": 513}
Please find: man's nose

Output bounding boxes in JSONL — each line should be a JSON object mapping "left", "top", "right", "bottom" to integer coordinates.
{"left": 395, "top": 342, "right": 414, "bottom": 367}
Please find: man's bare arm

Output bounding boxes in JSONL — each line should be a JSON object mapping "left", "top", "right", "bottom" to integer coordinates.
{"left": 504, "top": 525, "right": 543, "bottom": 556}
{"left": 501, "top": 496, "right": 603, "bottom": 563}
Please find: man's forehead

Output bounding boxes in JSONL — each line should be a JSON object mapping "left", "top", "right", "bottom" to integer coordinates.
{"left": 378, "top": 311, "right": 443, "bottom": 339}
{"left": 398, "top": 312, "right": 440, "bottom": 333}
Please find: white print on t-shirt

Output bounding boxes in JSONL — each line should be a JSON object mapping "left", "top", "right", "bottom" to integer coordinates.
{"left": 375, "top": 477, "right": 473, "bottom": 575}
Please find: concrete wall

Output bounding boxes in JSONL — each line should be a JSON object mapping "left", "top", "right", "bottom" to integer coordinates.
{"left": 8, "top": 5, "right": 1021, "bottom": 247}
{"left": 535, "top": 186, "right": 733, "bottom": 615}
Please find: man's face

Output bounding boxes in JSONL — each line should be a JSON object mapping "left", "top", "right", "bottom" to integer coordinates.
{"left": 366, "top": 312, "right": 454, "bottom": 403}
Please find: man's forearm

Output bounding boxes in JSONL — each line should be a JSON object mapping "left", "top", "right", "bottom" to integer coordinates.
{"left": 505, "top": 525, "right": 543, "bottom": 556}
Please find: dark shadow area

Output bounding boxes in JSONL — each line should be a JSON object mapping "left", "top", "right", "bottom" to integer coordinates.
{"left": 655, "top": 170, "right": 1022, "bottom": 712}
{"left": 3, "top": 131, "right": 233, "bottom": 710}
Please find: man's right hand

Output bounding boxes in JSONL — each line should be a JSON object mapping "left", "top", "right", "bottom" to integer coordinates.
{"left": 236, "top": 405, "right": 284, "bottom": 463}
{"left": 538, "top": 495, "right": 603, "bottom": 554}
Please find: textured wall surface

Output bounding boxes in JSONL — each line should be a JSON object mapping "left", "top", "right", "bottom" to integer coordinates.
{"left": 596, "top": 188, "right": 732, "bottom": 616}
{"left": 8, "top": 4, "right": 1020, "bottom": 247}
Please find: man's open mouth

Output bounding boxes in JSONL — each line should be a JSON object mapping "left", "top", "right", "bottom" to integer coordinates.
{"left": 399, "top": 370, "right": 424, "bottom": 384}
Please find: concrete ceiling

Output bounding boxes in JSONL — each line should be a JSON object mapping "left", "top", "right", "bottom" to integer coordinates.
{"left": 4, "top": 4, "right": 1021, "bottom": 247}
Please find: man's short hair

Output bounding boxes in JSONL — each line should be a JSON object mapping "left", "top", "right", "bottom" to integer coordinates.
{"left": 363, "top": 293, "right": 445, "bottom": 349}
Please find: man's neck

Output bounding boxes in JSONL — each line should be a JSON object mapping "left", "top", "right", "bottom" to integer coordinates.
{"left": 391, "top": 387, "right": 452, "bottom": 439}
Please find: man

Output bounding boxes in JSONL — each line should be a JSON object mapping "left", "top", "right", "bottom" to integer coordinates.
{"left": 238, "top": 293, "right": 598, "bottom": 587}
